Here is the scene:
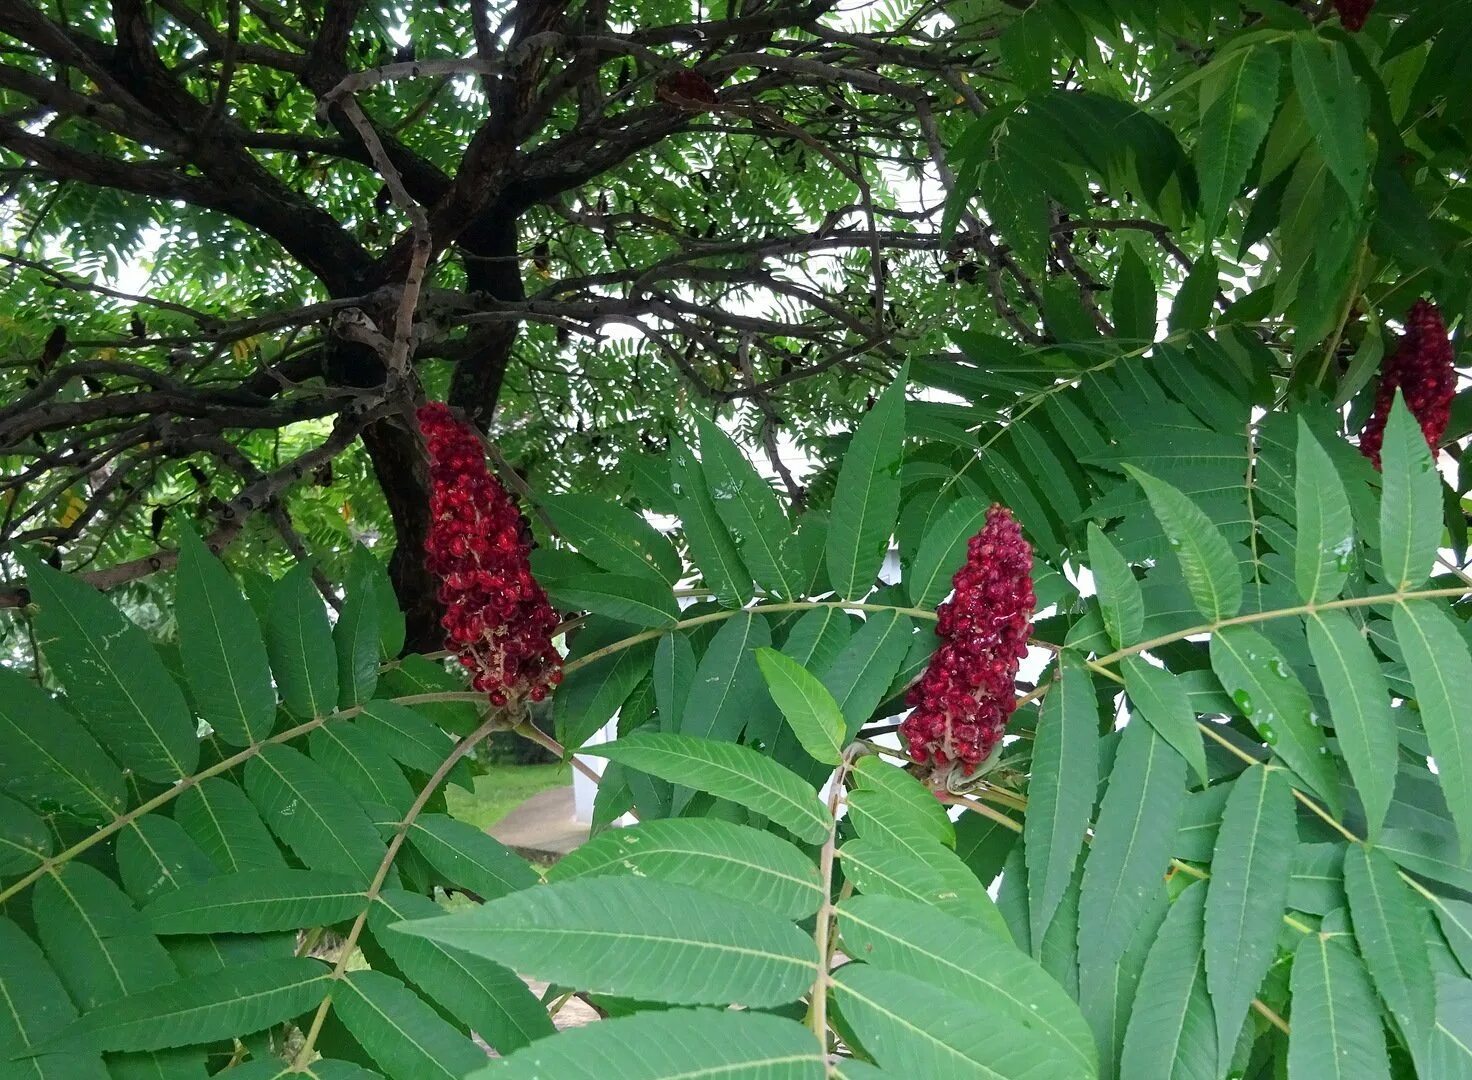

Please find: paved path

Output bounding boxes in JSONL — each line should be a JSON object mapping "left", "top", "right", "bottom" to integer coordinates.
{"left": 487, "top": 785, "right": 591, "bottom": 858}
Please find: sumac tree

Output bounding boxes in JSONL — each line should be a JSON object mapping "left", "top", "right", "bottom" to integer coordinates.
{"left": 4, "top": 1, "right": 1472, "bottom": 1079}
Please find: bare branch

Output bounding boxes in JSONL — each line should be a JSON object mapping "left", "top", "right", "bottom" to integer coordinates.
{"left": 0, "top": 401, "right": 394, "bottom": 607}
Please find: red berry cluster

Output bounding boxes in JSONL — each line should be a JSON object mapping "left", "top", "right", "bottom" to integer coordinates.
{"left": 418, "top": 403, "right": 562, "bottom": 707}
{"left": 902, "top": 505, "right": 1035, "bottom": 777}
{"left": 1358, "top": 300, "right": 1456, "bottom": 469}
{"left": 1332, "top": 0, "right": 1374, "bottom": 31}
{"left": 656, "top": 70, "right": 718, "bottom": 110}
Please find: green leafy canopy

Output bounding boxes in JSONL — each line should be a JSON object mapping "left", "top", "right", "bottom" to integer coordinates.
{"left": 4, "top": 3, "right": 1472, "bottom": 1079}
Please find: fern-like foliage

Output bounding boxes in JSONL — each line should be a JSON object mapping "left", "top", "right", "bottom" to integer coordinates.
{"left": 4, "top": 352, "right": 1472, "bottom": 1077}
{"left": 6, "top": 2, "right": 1472, "bottom": 1077}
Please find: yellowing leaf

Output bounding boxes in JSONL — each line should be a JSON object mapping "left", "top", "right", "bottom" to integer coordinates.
{"left": 57, "top": 492, "right": 86, "bottom": 529}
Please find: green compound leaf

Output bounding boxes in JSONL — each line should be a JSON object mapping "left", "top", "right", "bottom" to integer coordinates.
{"left": 588, "top": 732, "right": 830, "bottom": 843}
{"left": 1125, "top": 468, "right": 1242, "bottom": 622}
{"left": 549, "top": 817, "right": 823, "bottom": 919}
{"left": 1209, "top": 626, "right": 1339, "bottom": 814}
{"left": 755, "top": 648, "right": 846, "bottom": 765}
{"left": 1290, "top": 35, "right": 1370, "bottom": 200}
{"left": 245, "top": 744, "right": 389, "bottom": 887}
{"left": 836, "top": 894, "right": 1096, "bottom": 1077}
{"left": 52, "top": 958, "right": 330, "bottom": 1052}
{"left": 670, "top": 437, "right": 754, "bottom": 609}
{"left": 694, "top": 415, "right": 798, "bottom": 599}
{"left": 1119, "top": 882, "right": 1217, "bottom": 1080}
{"left": 1393, "top": 599, "right": 1472, "bottom": 860}
{"left": 541, "top": 492, "right": 682, "bottom": 584}
{"left": 851, "top": 755, "right": 954, "bottom": 849}
{"left": 1378, "top": 393, "right": 1441, "bottom": 591}
{"left": 1342, "top": 845, "right": 1434, "bottom": 1044}
{"left": 175, "top": 777, "right": 286, "bottom": 875}
{"left": 1196, "top": 44, "right": 1281, "bottom": 238}
{"left": 21, "top": 553, "right": 198, "bottom": 783}
{"left": 369, "top": 889, "right": 554, "bottom": 1056}
{"left": 546, "top": 573, "right": 680, "bottom": 629}
{"left": 839, "top": 836, "right": 1010, "bottom": 940}
{"left": 144, "top": 870, "right": 367, "bottom": 935}
{"left": 0, "top": 792, "right": 51, "bottom": 877}
{"left": 676, "top": 612, "right": 772, "bottom": 746}
{"left": 465, "top": 1008, "right": 825, "bottom": 1080}
{"left": 332, "top": 968, "right": 486, "bottom": 1080}
{"left": 827, "top": 367, "right": 907, "bottom": 600}
{"left": 0, "top": 916, "right": 109, "bottom": 1079}
{"left": 1306, "top": 611, "right": 1395, "bottom": 841}
{"left": 1111, "top": 242, "right": 1157, "bottom": 343}
{"left": 174, "top": 527, "right": 276, "bottom": 745}
{"left": 1121, "top": 658, "right": 1209, "bottom": 788}
{"left": 333, "top": 547, "right": 382, "bottom": 709}
{"left": 1077, "top": 720, "right": 1186, "bottom": 975}
{"left": 831, "top": 964, "right": 1073, "bottom": 1079}
{"left": 1087, "top": 523, "right": 1144, "bottom": 649}
{"left": 263, "top": 563, "right": 338, "bottom": 720}
{"left": 1025, "top": 653, "right": 1099, "bottom": 953}
{"left": 1293, "top": 418, "right": 1355, "bottom": 605}
{"left": 909, "top": 496, "right": 988, "bottom": 611}
{"left": 404, "top": 813, "right": 538, "bottom": 900}
{"left": 1203, "top": 765, "right": 1294, "bottom": 1073}
{"left": 1286, "top": 934, "right": 1392, "bottom": 1080}
{"left": 0, "top": 665, "right": 124, "bottom": 822}
{"left": 397, "top": 877, "right": 818, "bottom": 1007}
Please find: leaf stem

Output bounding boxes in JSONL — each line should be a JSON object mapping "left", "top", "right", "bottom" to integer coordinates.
{"left": 807, "top": 750, "right": 855, "bottom": 1050}
{"left": 936, "top": 791, "right": 1021, "bottom": 831}
{"left": 1, "top": 600, "right": 938, "bottom": 907}
{"left": 1251, "top": 997, "right": 1292, "bottom": 1035}
{"left": 1092, "top": 585, "right": 1469, "bottom": 671}
{"left": 562, "top": 600, "right": 938, "bottom": 674}
{"left": 1192, "top": 711, "right": 1444, "bottom": 932}
{"left": 0, "top": 710, "right": 340, "bottom": 906}
{"left": 516, "top": 720, "right": 611, "bottom": 789}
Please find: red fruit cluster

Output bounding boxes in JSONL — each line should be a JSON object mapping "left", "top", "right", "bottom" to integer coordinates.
{"left": 418, "top": 403, "right": 562, "bottom": 707}
{"left": 902, "top": 505, "right": 1035, "bottom": 776}
{"left": 656, "top": 70, "right": 718, "bottom": 110}
{"left": 1332, "top": 0, "right": 1374, "bottom": 31}
{"left": 1358, "top": 300, "right": 1456, "bottom": 469}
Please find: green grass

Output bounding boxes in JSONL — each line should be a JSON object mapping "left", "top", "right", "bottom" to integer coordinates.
{"left": 445, "top": 763, "right": 571, "bottom": 831}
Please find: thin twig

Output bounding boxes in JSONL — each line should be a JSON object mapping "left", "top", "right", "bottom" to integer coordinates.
{"left": 329, "top": 94, "right": 432, "bottom": 386}
{"left": 516, "top": 720, "right": 610, "bottom": 788}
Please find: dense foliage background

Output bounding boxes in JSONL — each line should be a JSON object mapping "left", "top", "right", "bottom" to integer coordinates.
{"left": 4, "top": 0, "right": 1472, "bottom": 1077}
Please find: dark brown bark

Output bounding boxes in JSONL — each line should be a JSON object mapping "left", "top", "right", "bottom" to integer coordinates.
{"left": 0, "top": 0, "right": 934, "bottom": 634}
{"left": 450, "top": 213, "right": 525, "bottom": 426}
{"left": 358, "top": 414, "right": 441, "bottom": 654}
